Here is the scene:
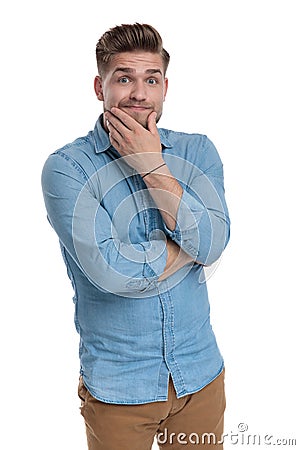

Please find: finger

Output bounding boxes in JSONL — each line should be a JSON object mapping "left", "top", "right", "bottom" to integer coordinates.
{"left": 106, "top": 116, "right": 124, "bottom": 141}
{"left": 147, "top": 111, "right": 158, "bottom": 134}
{"left": 110, "top": 107, "right": 140, "bottom": 131}
{"left": 106, "top": 118, "right": 123, "bottom": 148}
{"left": 105, "top": 113, "right": 123, "bottom": 133}
{"left": 105, "top": 111, "right": 130, "bottom": 138}
{"left": 107, "top": 130, "right": 120, "bottom": 151}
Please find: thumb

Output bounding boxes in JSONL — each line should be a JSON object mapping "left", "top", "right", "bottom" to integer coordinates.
{"left": 147, "top": 111, "right": 158, "bottom": 133}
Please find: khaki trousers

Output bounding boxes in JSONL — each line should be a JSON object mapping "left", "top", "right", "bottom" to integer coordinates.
{"left": 78, "top": 369, "right": 225, "bottom": 449}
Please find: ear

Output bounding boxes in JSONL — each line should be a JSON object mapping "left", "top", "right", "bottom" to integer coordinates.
{"left": 94, "top": 75, "right": 104, "bottom": 101}
{"left": 163, "top": 77, "right": 168, "bottom": 101}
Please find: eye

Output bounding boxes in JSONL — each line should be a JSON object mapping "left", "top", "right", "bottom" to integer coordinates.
{"left": 119, "top": 77, "right": 130, "bottom": 84}
{"left": 147, "top": 78, "right": 158, "bottom": 85}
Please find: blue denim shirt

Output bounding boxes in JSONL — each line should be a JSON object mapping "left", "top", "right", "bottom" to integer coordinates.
{"left": 41, "top": 116, "right": 230, "bottom": 404}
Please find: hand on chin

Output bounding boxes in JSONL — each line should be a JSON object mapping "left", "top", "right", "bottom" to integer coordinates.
{"left": 120, "top": 107, "right": 150, "bottom": 129}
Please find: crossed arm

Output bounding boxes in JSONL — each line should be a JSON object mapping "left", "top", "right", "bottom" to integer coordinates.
{"left": 42, "top": 108, "right": 229, "bottom": 293}
{"left": 104, "top": 107, "right": 196, "bottom": 280}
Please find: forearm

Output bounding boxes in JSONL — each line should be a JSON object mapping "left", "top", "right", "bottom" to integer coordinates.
{"left": 100, "top": 108, "right": 230, "bottom": 266}
{"left": 162, "top": 186, "right": 230, "bottom": 265}
{"left": 158, "top": 238, "right": 194, "bottom": 281}
{"left": 42, "top": 153, "right": 169, "bottom": 295}
{"left": 144, "top": 165, "right": 230, "bottom": 265}
{"left": 142, "top": 163, "right": 183, "bottom": 231}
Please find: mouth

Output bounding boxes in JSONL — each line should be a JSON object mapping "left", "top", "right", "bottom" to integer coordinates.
{"left": 122, "top": 105, "right": 152, "bottom": 113}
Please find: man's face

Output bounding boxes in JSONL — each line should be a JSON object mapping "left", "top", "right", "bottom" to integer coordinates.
{"left": 95, "top": 51, "right": 168, "bottom": 129}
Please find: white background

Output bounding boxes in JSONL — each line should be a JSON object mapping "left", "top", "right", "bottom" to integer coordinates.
{"left": 1, "top": 0, "right": 299, "bottom": 448}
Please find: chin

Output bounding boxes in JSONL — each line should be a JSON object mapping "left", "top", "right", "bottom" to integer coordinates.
{"left": 127, "top": 111, "right": 149, "bottom": 128}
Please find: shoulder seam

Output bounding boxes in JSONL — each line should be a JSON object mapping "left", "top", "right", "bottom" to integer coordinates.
{"left": 54, "top": 150, "right": 89, "bottom": 181}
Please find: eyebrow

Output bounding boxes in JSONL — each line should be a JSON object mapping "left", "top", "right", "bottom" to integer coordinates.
{"left": 113, "top": 67, "right": 163, "bottom": 76}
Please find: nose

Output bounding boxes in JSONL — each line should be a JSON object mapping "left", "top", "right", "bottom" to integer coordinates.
{"left": 129, "top": 80, "right": 147, "bottom": 101}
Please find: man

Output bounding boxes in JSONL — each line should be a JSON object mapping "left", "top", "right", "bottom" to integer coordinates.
{"left": 42, "top": 23, "right": 230, "bottom": 450}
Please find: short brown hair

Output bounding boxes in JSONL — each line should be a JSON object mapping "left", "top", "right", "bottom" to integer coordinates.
{"left": 96, "top": 23, "right": 170, "bottom": 76}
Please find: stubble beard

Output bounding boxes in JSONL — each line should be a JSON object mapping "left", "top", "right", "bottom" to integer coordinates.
{"left": 103, "top": 105, "right": 162, "bottom": 130}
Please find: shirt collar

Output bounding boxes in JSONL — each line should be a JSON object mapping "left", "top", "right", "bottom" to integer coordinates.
{"left": 93, "top": 114, "right": 173, "bottom": 154}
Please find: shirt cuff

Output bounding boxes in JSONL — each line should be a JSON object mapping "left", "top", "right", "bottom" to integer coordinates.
{"left": 163, "top": 189, "right": 205, "bottom": 257}
{"left": 124, "top": 237, "right": 167, "bottom": 291}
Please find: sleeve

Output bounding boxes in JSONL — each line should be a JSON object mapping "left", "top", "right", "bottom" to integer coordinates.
{"left": 163, "top": 137, "right": 230, "bottom": 265}
{"left": 41, "top": 152, "right": 167, "bottom": 295}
